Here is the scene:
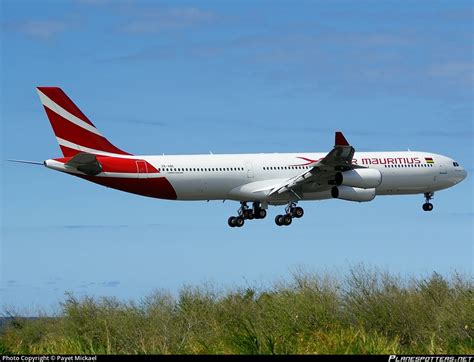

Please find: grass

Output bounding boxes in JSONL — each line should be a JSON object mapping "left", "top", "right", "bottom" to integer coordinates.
{"left": 1, "top": 267, "right": 472, "bottom": 354}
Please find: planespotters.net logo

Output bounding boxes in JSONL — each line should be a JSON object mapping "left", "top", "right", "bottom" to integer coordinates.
{"left": 389, "top": 356, "right": 473, "bottom": 362}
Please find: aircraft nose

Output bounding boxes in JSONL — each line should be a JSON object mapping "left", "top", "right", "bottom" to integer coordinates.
{"left": 455, "top": 167, "right": 468, "bottom": 183}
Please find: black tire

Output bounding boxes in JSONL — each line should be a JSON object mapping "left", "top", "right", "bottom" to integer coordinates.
{"left": 294, "top": 207, "right": 304, "bottom": 218}
{"left": 243, "top": 210, "right": 250, "bottom": 219}
{"left": 275, "top": 215, "right": 283, "bottom": 226}
{"left": 283, "top": 215, "right": 292, "bottom": 226}
{"left": 228, "top": 216, "right": 236, "bottom": 227}
{"left": 247, "top": 213, "right": 255, "bottom": 220}
{"left": 236, "top": 216, "right": 245, "bottom": 227}
{"left": 426, "top": 203, "right": 433, "bottom": 211}
{"left": 258, "top": 209, "right": 267, "bottom": 219}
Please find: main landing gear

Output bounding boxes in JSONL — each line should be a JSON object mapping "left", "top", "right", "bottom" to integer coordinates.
{"left": 275, "top": 202, "right": 304, "bottom": 227}
{"left": 422, "top": 192, "right": 434, "bottom": 212}
{"left": 228, "top": 202, "right": 267, "bottom": 228}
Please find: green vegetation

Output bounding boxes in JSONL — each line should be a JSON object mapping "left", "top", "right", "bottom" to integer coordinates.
{"left": 1, "top": 267, "right": 473, "bottom": 354}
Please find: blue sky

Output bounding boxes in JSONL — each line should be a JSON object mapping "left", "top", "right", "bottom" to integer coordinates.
{"left": 1, "top": 0, "right": 473, "bottom": 314}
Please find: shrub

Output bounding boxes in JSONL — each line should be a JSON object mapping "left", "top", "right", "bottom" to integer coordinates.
{"left": 1, "top": 268, "right": 472, "bottom": 354}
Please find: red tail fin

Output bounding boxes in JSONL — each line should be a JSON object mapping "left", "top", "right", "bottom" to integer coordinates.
{"left": 37, "top": 87, "right": 130, "bottom": 157}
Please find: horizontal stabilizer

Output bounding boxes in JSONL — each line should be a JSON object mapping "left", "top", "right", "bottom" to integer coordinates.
{"left": 65, "top": 152, "right": 102, "bottom": 175}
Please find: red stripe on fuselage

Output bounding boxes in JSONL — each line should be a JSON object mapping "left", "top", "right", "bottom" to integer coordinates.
{"left": 45, "top": 107, "right": 129, "bottom": 155}
{"left": 290, "top": 156, "right": 320, "bottom": 166}
{"left": 98, "top": 157, "right": 159, "bottom": 173}
{"left": 38, "top": 87, "right": 95, "bottom": 127}
{"left": 77, "top": 175, "right": 177, "bottom": 200}
{"left": 99, "top": 157, "right": 138, "bottom": 173}
{"left": 54, "top": 156, "right": 159, "bottom": 174}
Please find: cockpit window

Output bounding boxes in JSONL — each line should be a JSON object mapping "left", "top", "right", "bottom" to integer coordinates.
{"left": 453, "top": 162, "right": 459, "bottom": 167}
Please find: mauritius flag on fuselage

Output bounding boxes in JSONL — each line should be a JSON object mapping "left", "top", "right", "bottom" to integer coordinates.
{"left": 425, "top": 157, "right": 434, "bottom": 164}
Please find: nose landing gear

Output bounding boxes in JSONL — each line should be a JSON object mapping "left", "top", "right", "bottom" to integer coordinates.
{"left": 422, "top": 192, "right": 434, "bottom": 212}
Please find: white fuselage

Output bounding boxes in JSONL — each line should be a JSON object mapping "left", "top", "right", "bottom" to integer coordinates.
{"left": 135, "top": 151, "right": 466, "bottom": 203}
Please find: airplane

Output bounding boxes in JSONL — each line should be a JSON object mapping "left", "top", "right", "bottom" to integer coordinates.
{"left": 11, "top": 87, "right": 468, "bottom": 227}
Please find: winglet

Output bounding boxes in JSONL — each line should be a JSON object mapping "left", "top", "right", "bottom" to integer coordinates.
{"left": 335, "top": 131, "right": 349, "bottom": 146}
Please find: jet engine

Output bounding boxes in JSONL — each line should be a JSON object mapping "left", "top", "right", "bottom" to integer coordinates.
{"left": 331, "top": 185, "right": 376, "bottom": 202}
{"left": 335, "top": 168, "right": 382, "bottom": 189}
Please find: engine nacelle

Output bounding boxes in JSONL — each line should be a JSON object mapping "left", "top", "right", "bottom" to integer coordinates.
{"left": 331, "top": 186, "right": 376, "bottom": 202}
{"left": 335, "top": 168, "right": 382, "bottom": 189}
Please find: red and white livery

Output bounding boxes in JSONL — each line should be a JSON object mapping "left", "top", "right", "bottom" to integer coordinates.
{"left": 33, "top": 87, "right": 467, "bottom": 227}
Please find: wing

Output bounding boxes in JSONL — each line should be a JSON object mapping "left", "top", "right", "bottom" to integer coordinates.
{"left": 317, "top": 132, "right": 355, "bottom": 169}
{"left": 268, "top": 132, "right": 361, "bottom": 198}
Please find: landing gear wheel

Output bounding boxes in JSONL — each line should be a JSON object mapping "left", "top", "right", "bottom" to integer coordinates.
{"left": 228, "top": 216, "right": 237, "bottom": 227}
{"left": 275, "top": 215, "right": 284, "bottom": 226}
{"left": 257, "top": 209, "right": 267, "bottom": 219}
{"left": 293, "top": 207, "right": 304, "bottom": 218}
{"left": 422, "top": 203, "right": 433, "bottom": 212}
{"left": 283, "top": 214, "right": 292, "bottom": 226}
{"left": 242, "top": 210, "right": 251, "bottom": 219}
{"left": 247, "top": 213, "right": 254, "bottom": 220}
{"left": 235, "top": 216, "right": 245, "bottom": 227}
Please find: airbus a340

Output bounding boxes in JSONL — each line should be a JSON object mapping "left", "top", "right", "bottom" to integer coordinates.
{"left": 13, "top": 87, "right": 467, "bottom": 227}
